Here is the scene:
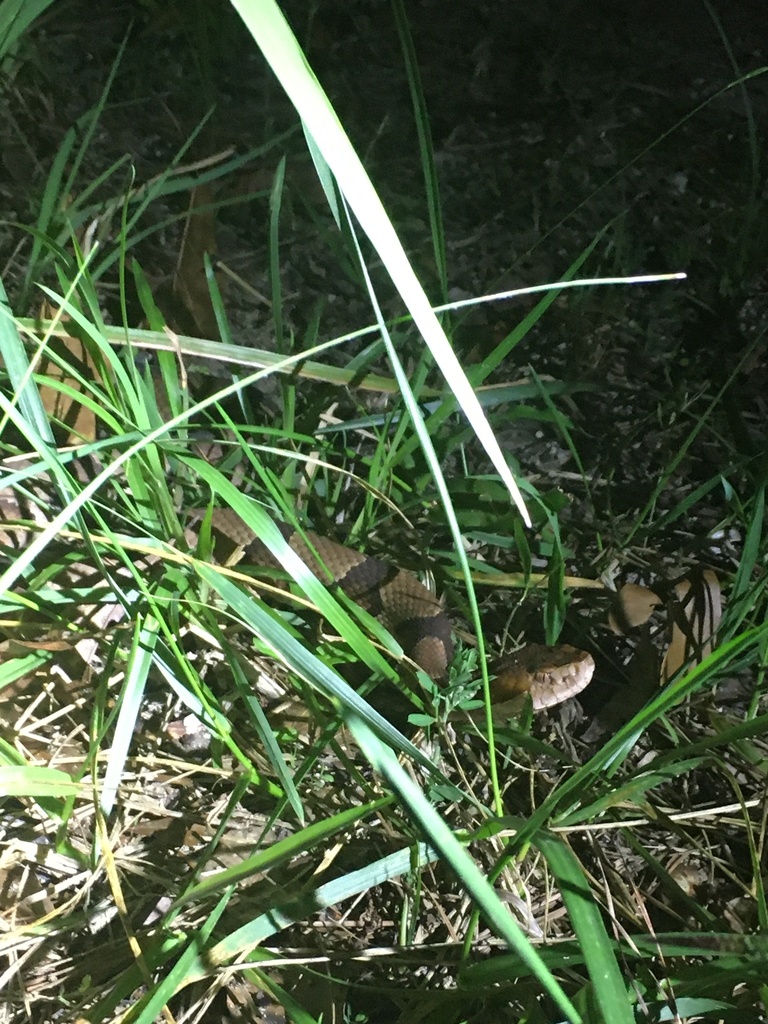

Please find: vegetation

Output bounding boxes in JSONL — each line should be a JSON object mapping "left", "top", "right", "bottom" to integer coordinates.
{"left": 0, "top": 0, "right": 766, "bottom": 1021}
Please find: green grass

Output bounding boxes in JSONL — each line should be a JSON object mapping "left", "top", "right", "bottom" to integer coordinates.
{"left": 1, "top": 1, "right": 767, "bottom": 1022}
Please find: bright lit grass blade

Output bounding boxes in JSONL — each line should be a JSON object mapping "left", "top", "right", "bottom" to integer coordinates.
{"left": 567, "top": 757, "right": 708, "bottom": 822}
{"left": 228, "top": 649, "right": 304, "bottom": 822}
{"left": 512, "top": 628, "right": 764, "bottom": 840}
{"left": 195, "top": 562, "right": 439, "bottom": 774}
{"left": 21, "top": 270, "right": 682, "bottom": 403}
{"left": 173, "top": 795, "right": 393, "bottom": 908}
{"left": 0, "top": 651, "right": 50, "bottom": 694}
{"left": 348, "top": 714, "right": 583, "bottom": 1024}
{"left": 346, "top": 222, "right": 503, "bottom": 811}
{"left": 730, "top": 485, "right": 765, "bottom": 621}
{"left": 0, "top": 276, "right": 55, "bottom": 441}
{"left": 228, "top": 0, "right": 531, "bottom": 524}
{"left": 534, "top": 834, "right": 634, "bottom": 1023}
{"left": 98, "top": 842, "right": 441, "bottom": 1009}
{"left": 186, "top": 455, "right": 396, "bottom": 681}
{"left": 99, "top": 615, "right": 158, "bottom": 817}
{"left": 0, "top": 764, "right": 80, "bottom": 797}
{"left": 0, "top": 366, "right": 86, "bottom": 552}
{"left": 117, "top": 889, "right": 233, "bottom": 1024}
{"left": 0, "top": 317, "right": 362, "bottom": 599}
{"left": 208, "top": 842, "right": 439, "bottom": 956}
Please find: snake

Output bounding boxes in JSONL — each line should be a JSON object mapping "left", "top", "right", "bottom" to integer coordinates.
{"left": 207, "top": 509, "right": 595, "bottom": 711}
{"left": 0, "top": 482, "right": 594, "bottom": 710}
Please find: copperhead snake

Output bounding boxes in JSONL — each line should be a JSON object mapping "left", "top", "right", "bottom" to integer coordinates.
{"left": 0, "top": 482, "right": 593, "bottom": 710}
{"left": 206, "top": 509, "right": 595, "bottom": 711}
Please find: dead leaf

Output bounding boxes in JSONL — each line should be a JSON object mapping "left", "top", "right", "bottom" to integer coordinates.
{"left": 662, "top": 569, "right": 722, "bottom": 682}
{"left": 610, "top": 582, "right": 663, "bottom": 633}
{"left": 34, "top": 310, "right": 100, "bottom": 442}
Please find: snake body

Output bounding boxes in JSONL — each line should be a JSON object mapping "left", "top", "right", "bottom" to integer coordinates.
{"left": 208, "top": 509, "right": 595, "bottom": 710}
{"left": 209, "top": 509, "right": 454, "bottom": 673}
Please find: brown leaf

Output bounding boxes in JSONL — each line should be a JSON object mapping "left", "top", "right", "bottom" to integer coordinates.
{"left": 35, "top": 313, "right": 100, "bottom": 442}
{"left": 661, "top": 569, "right": 722, "bottom": 682}
{"left": 609, "top": 582, "right": 662, "bottom": 633}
